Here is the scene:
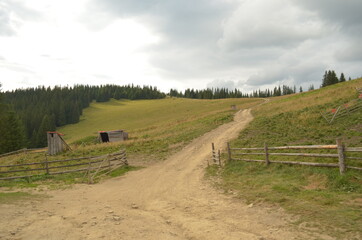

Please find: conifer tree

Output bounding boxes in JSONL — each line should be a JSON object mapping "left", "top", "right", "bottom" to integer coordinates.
{"left": 322, "top": 70, "right": 339, "bottom": 87}
{"left": 0, "top": 83, "right": 26, "bottom": 153}
{"left": 339, "top": 73, "right": 346, "bottom": 82}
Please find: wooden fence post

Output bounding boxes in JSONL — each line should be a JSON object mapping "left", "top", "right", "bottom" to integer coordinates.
{"left": 124, "top": 149, "right": 128, "bottom": 166}
{"left": 227, "top": 142, "right": 232, "bottom": 161}
{"left": 44, "top": 154, "right": 49, "bottom": 175}
{"left": 107, "top": 154, "right": 111, "bottom": 171}
{"left": 218, "top": 149, "right": 221, "bottom": 166}
{"left": 211, "top": 143, "right": 216, "bottom": 164}
{"left": 264, "top": 143, "right": 270, "bottom": 165}
{"left": 336, "top": 139, "right": 346, "bottom": 174}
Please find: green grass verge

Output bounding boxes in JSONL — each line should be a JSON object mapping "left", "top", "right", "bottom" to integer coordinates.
{"left": 211, "top": 78, "right": 362, "bottom": 237}
{"left": 208, "top": 161, "right": 361, "bottom": 238}
{"left": 0, "top": 192, "right": 45, "bottom": 204}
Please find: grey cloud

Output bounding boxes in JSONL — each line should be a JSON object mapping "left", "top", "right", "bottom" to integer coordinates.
{"left": 294, "top": 0, "right": 362, "bottom": 27}
{"left": 82, "top": 0, "right": 360, "bottom": 91}
{"left": 84, "top": 0, "right": 237, "bottom": 81}
{"left": 335, "top": 41, "right": 362, "bottom": 62}
{"left": 0, "top": 0, "right": 42, "bottom": 36}
{"left": 206, "top": 79, "right": 237, "bottom": 90}
{"left": 0, "top": 59, "right": 36, "bottom": 74}
{"left": 294, "top": 0, "right": 362, "bottom": 44}
{"left": 246, "top": 67, "right": 288, "bottom": 86}
{"left": 93, "top": 74, "right": 111, "bottom": 79}
{"left": 0, "top": 7, "right": 16, "bottom": 36}
{"left": 86, "top": 0, "right": 233, "bottom": 44}
{"left": 246, "top": 60, "right": 326, "bottom": 88}
{"left": 218, "top": 0, "right": 327, "bottom": 51}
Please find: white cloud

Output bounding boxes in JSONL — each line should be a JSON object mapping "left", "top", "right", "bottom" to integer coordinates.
{"left": 0, "top": 0, "right": 361, "bottom": 92}
{"left": 0, "top": 0, "right": 161, "bottom": 91}
{"left": 218, "top": 0, "right": 325, "bottom": 50}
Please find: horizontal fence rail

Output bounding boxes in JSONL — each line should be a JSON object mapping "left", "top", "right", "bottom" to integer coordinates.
{"left": 226, "top": 139, "right": 362, "bottom": 175}
{"left": 0, "top": 148, "right": 47, "bottom": 159}
{"left": 0, "top": 150, "right": 127, "bottom": 181}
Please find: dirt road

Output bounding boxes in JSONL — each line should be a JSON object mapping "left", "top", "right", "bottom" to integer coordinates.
{"left": 1, "top": 110, "right": 329, "bottom": 240}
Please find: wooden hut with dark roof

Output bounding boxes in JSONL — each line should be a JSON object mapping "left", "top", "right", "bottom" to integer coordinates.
{"left": 98, "top": 130, "right": 128, "bottom": 143}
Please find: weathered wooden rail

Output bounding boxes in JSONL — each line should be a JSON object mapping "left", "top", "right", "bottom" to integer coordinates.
{"left": 321, "top": 97, "right": 362, "bottom": 124}
{"left": 222, "top": 139, "right": 362, "bottom": 174}
{"left": 0, "top": 149, "right": 127, "bottom": 181}
{"left": 0, "top": 148, "right": 47, "bottom": 158}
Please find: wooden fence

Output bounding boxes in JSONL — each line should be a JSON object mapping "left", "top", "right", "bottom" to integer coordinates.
{"left": 0, "top": 148, "right": 47, "bottom": 159}
{"left": 321, "top": 96, "right": 362, "bottom": 124}
{"left": 224, "top": 139, "right": 362, "bottom": 174}
{"left": 210, "top": 143, "right": 221, "bottom": 166}
{"left": 0, "top": 149, "right": 127, "bottom": 181}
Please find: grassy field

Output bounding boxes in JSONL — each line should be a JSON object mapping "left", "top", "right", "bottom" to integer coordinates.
{"left": 209, "top": 78, "right": 362, "bottom": 238}
{"left": 60, "top": 98, "right": 261, "bottom": 143}
{"left": 0, "top": 97, "right": 261, "bottom": 187}
{"left": 58, "top": 97, "right": 262, "bottom": 160}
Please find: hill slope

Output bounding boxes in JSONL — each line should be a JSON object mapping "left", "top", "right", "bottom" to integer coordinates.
{"left": 214, "top": 78, "right": 362, "bottom": 238}
{"left": 59, "top": 97, "right": 262, "bottom": 160}
{"left": 236, "top": 78, "right": 362, "bottom": 147}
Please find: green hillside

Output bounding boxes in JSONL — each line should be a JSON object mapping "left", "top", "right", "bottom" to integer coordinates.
{"left": 238, "top": 77, "right": 362, "bottom": 147}
{"left": 211, "top": 78, "right": 362, "bottom": 238}
{"left": 58, "top": 97, "right": 262, "bottom": 159}
{"left": 0, "top": 97, "right": 261, "bottom": 187}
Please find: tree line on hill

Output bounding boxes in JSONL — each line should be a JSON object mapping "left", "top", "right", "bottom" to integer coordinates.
{"left": 0, "top": 84, "right": 165, "bottom": 153}
{"left": 169, "top": 84, "right": 315, "bottom": 99}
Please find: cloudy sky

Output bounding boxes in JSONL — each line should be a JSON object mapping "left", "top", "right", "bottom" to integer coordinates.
{"left": 1, "top": 0, "right": 361, "bottom": 93}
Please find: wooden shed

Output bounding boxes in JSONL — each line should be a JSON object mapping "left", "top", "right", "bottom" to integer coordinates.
{"left": 47, "top": 132, "right": 71, "bottom": 155}
{"left": 99, "top": 130, "right": 128, "bottom": 143}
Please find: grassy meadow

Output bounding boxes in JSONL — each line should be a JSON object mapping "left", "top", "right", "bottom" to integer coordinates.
{"left": 58, "top": 97, "right": 262, "bottom": 159}
{"left": 209, "top": 78, "right": 362, "bottom": 238}
{"left": 60, "top": 97, "right": 261, "bottom": 143}
{"left": 0, "top": 97, "right": 261, "bottom": 187}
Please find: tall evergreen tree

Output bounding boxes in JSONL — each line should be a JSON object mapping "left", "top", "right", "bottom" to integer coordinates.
{"left": 0, "top": 110, "right": 26, "bottom": 153}
{"left": 322, "top": 70, "right": 339, "bottom": 87}
{"left": 339, "top": 73, "right": 346, "bottom": 82}
{"left": 0, "top": 83, "right": 26, "bottom": 153}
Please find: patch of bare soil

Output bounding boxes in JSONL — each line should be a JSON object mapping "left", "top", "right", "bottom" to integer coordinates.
{"left": 303, "top": 174, "right": 328, "bottom": 190}
{"left": 0, "top": 110, "right": 333, "bottom": 240}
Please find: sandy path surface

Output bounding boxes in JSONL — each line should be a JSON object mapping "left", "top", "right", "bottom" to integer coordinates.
{"left": 1, "top": 110, "right": 330, "bottom": 240}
